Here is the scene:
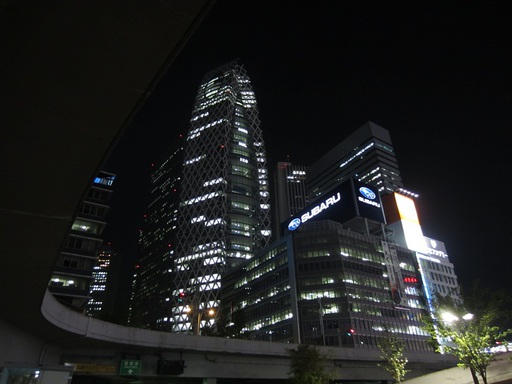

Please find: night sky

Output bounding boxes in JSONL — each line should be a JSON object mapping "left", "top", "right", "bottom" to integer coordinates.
{"left": 104, "top": 1, "right": 512, "bottom": 298}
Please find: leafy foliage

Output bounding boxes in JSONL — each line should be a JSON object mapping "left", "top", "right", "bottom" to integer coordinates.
{"left": 422, "top": 282, "right": 512, "bottom": 384}
{"left": 209, "top": 305, "right": 253, "bottom": 339}
{"left": 377, "top": 333, "right": 409, "bottom": 384}
{"left": 287, "top": 344, "right": 333, "bottom": 384}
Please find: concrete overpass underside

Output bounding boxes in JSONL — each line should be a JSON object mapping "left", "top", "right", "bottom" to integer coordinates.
{"left": 2, "top": 2, "right": 508, "bottom": 383}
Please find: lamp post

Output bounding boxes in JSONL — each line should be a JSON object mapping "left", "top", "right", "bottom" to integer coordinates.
{"left": 439, "top": 311, "right": 479, "bottom": 384}
{"left": 318, "top": 297, "right": 325, "bottom": 346}
{"left": 185, "top": 305, "right": 215, "bottom": 335}
{"left": 438, "top": 311, "right": 474, "bottom": 349}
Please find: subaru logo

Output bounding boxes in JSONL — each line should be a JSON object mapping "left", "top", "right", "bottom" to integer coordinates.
{"left": 359, "top": 187, "right": 376, "bottom": 200}
{"left": 288, "top": 218, "right": 301, "bottom": 231}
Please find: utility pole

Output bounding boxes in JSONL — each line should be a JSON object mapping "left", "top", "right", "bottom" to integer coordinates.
{"left": 318, "top": 297, "right": 325, "bottom": 346}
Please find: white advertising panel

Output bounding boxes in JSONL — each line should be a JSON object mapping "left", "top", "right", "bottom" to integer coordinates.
{"left": 394, "top": 193, "right": 427, "bottom": 253}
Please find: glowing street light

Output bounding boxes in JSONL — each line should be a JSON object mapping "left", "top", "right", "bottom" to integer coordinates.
{"left": 184, "top": 306, "right": 215, "bottom": 335}
{"left": 441, "top": 312, "right": 459, "bottom": 323}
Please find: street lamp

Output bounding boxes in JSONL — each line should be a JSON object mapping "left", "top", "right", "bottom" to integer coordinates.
{"left": 438, "top": 311, "right": 474, "bottom": 351}
{"left": 184, "top": 306, "right": 215, "bottom": 335}
{"left": 440, "top": 311, "right": 474, "bottom": 324}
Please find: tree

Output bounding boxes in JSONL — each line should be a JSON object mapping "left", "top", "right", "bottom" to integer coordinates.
{"left": 287, "top": 344, "right": 333, "bottom": 384}
{"left": 207, "top": 304, "right": 253, "bottom": 339}
{"left": 377, "top": 332, "right": 409, "bottom": 383}
{"left": 422, "top": 283, "right": 512, "bottom": 384}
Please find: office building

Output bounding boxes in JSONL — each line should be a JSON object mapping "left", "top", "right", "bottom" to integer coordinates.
{"left": 307, "top": 121, "right": 403, "bottom": 201}
{"left": 86, "top": 243, "right": 116, "bottom": 318}
{"left": 170, "top": 61, "right": 271, "bottom": 333}
{"left": 273, "top": 161, "right": 308, "bottom": 230}
{"left": 48, "top": 171, "right": 115, "bottom": 310}
{"left": 383, "top": 191, "right": 462, "bottom": 310}
{"left": 130, "top": 138, "right": 184, "bottom": 330}
{"left": 419, "top": 237, "right": 462, "bottom": 306}
{"left": 223, "top": 218, "right": 432, "bottom": 351}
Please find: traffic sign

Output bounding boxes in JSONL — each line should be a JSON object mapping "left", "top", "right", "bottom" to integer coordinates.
{"left": 119, "top": 360, "right": 142, "bottom": 376}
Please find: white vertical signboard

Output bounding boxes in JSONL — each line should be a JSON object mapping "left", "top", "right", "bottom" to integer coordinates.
{"left": 381, "top": 241, "right": 408, "bottom": 308}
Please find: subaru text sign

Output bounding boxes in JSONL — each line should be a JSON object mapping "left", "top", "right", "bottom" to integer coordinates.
{"left": 286, "top": 191, "right": 343, "bottom": 231}
{"left": 354, "top": 180, "right": 385, "bottom": 223}
{"left": 281, "top": 178, "right": 385, "bottom": 234}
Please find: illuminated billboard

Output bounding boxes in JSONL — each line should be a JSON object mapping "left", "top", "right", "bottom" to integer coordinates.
{"left": 384, "top": 192, "right": 427, "bottom": 254}
{"left": 281, "top": 179, "right": 385, "bottom": 234}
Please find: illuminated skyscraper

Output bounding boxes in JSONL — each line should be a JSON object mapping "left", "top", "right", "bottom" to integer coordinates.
{"left": 86, "top": 243, "right": 116, "bottom": 319}
{"left": 274, "top": 162, "right": 308, "bottom": 230}
{"left": 172, "top": 61, "right": 271, "bottom": 333}
{"left": 130, "top": 137, "right": 184, "bottom": 330}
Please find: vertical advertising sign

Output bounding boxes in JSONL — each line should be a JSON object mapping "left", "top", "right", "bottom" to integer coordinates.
{"left": 353, "top": 180, "right": 385, "bottom": 223}
{"left": 394, "top": 193, "right": 427, "bottom": 253}
{"left": 381, "top": 241, "right": 408, "bottom": 308}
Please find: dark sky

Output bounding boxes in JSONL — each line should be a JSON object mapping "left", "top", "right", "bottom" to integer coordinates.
{"left": 104, "top": 0, "right": 512, "bottom": 296}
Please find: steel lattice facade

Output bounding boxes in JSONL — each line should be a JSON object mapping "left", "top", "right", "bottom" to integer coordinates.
{"left": 172, "top": 61, "right": 271, "bottom": 333}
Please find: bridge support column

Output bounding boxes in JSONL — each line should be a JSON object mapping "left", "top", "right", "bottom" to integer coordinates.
{"left": 202, "top": 378, "right": 217, "bottom": 384}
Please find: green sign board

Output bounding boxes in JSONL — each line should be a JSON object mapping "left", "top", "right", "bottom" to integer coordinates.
{"left": 119, "top": 360, "right": 142, "bottom": 376}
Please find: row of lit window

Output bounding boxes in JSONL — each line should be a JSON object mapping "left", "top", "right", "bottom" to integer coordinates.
{"left": 245, "top": 244, "right": 287, "bottom": 272}
{"left": 184, "top": 154, "right": 206, "bottom": 166}
{"left": 348, "top": 288, "right": 387, "bottom": 303}
{"left": 342, "top": 273, "right": 389, "bottom": 290}
{"left": 352, "top": 299, "right": 425, "bottom": 315}
{"left": 245, "top": 309, "right": 293, "bottom": 331}
{"left": 240, "top": 283, "right": 290, "bottom": 308}
{"left": 339, "top": 142, "right": 374, "bottom": 169}
{"left": 89, "top": 284, "right": 106, "bottom": 292}
{"left": 300, "top": 289, "right": 340, "bottom": 301}
{"left": 340, "top": 248, "right": 382, "bottom": 265}
{"left": 235, "top": 258, "right": 287, "bottom": 289}
{"left": 190, "top": 111, "right": 209, "bottom": 122}
{"left": 351, "top": 317, "right": 428, "bottom": 337}
{"left": 194, "top": 94, "right": 232, "bottom": 112}
{"left": 181, "top": 190, "right": 223, "bottom": 206}
{"left": 72, "top": 219, "right": 104, "bottom": 235}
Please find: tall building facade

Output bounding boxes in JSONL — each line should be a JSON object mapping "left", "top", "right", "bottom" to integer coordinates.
{"left": 86, "top": 242, "right": 116, "bottom": 319}
{"left": 418, "top": 237, "right": 462, "bottom": 306}
{"left": 382, "top": 191, "right": 462, "bottom": 310}
{"left": 171, "top": 61, "right": 271, "bottom": 333}
{"left": 49, "top": 171, "right": 115, "bottom": 311}
{"left": 273, "top": 162, "right": 308, "bottom": 228}
{"left": 307, "top": 121, "right": 403, "bottom": 201}
{"left": 223, "top": 220, "right": 432, "bottom": 352}
{"left": 130, "top": 137, "right": 184, "bottom": 330}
